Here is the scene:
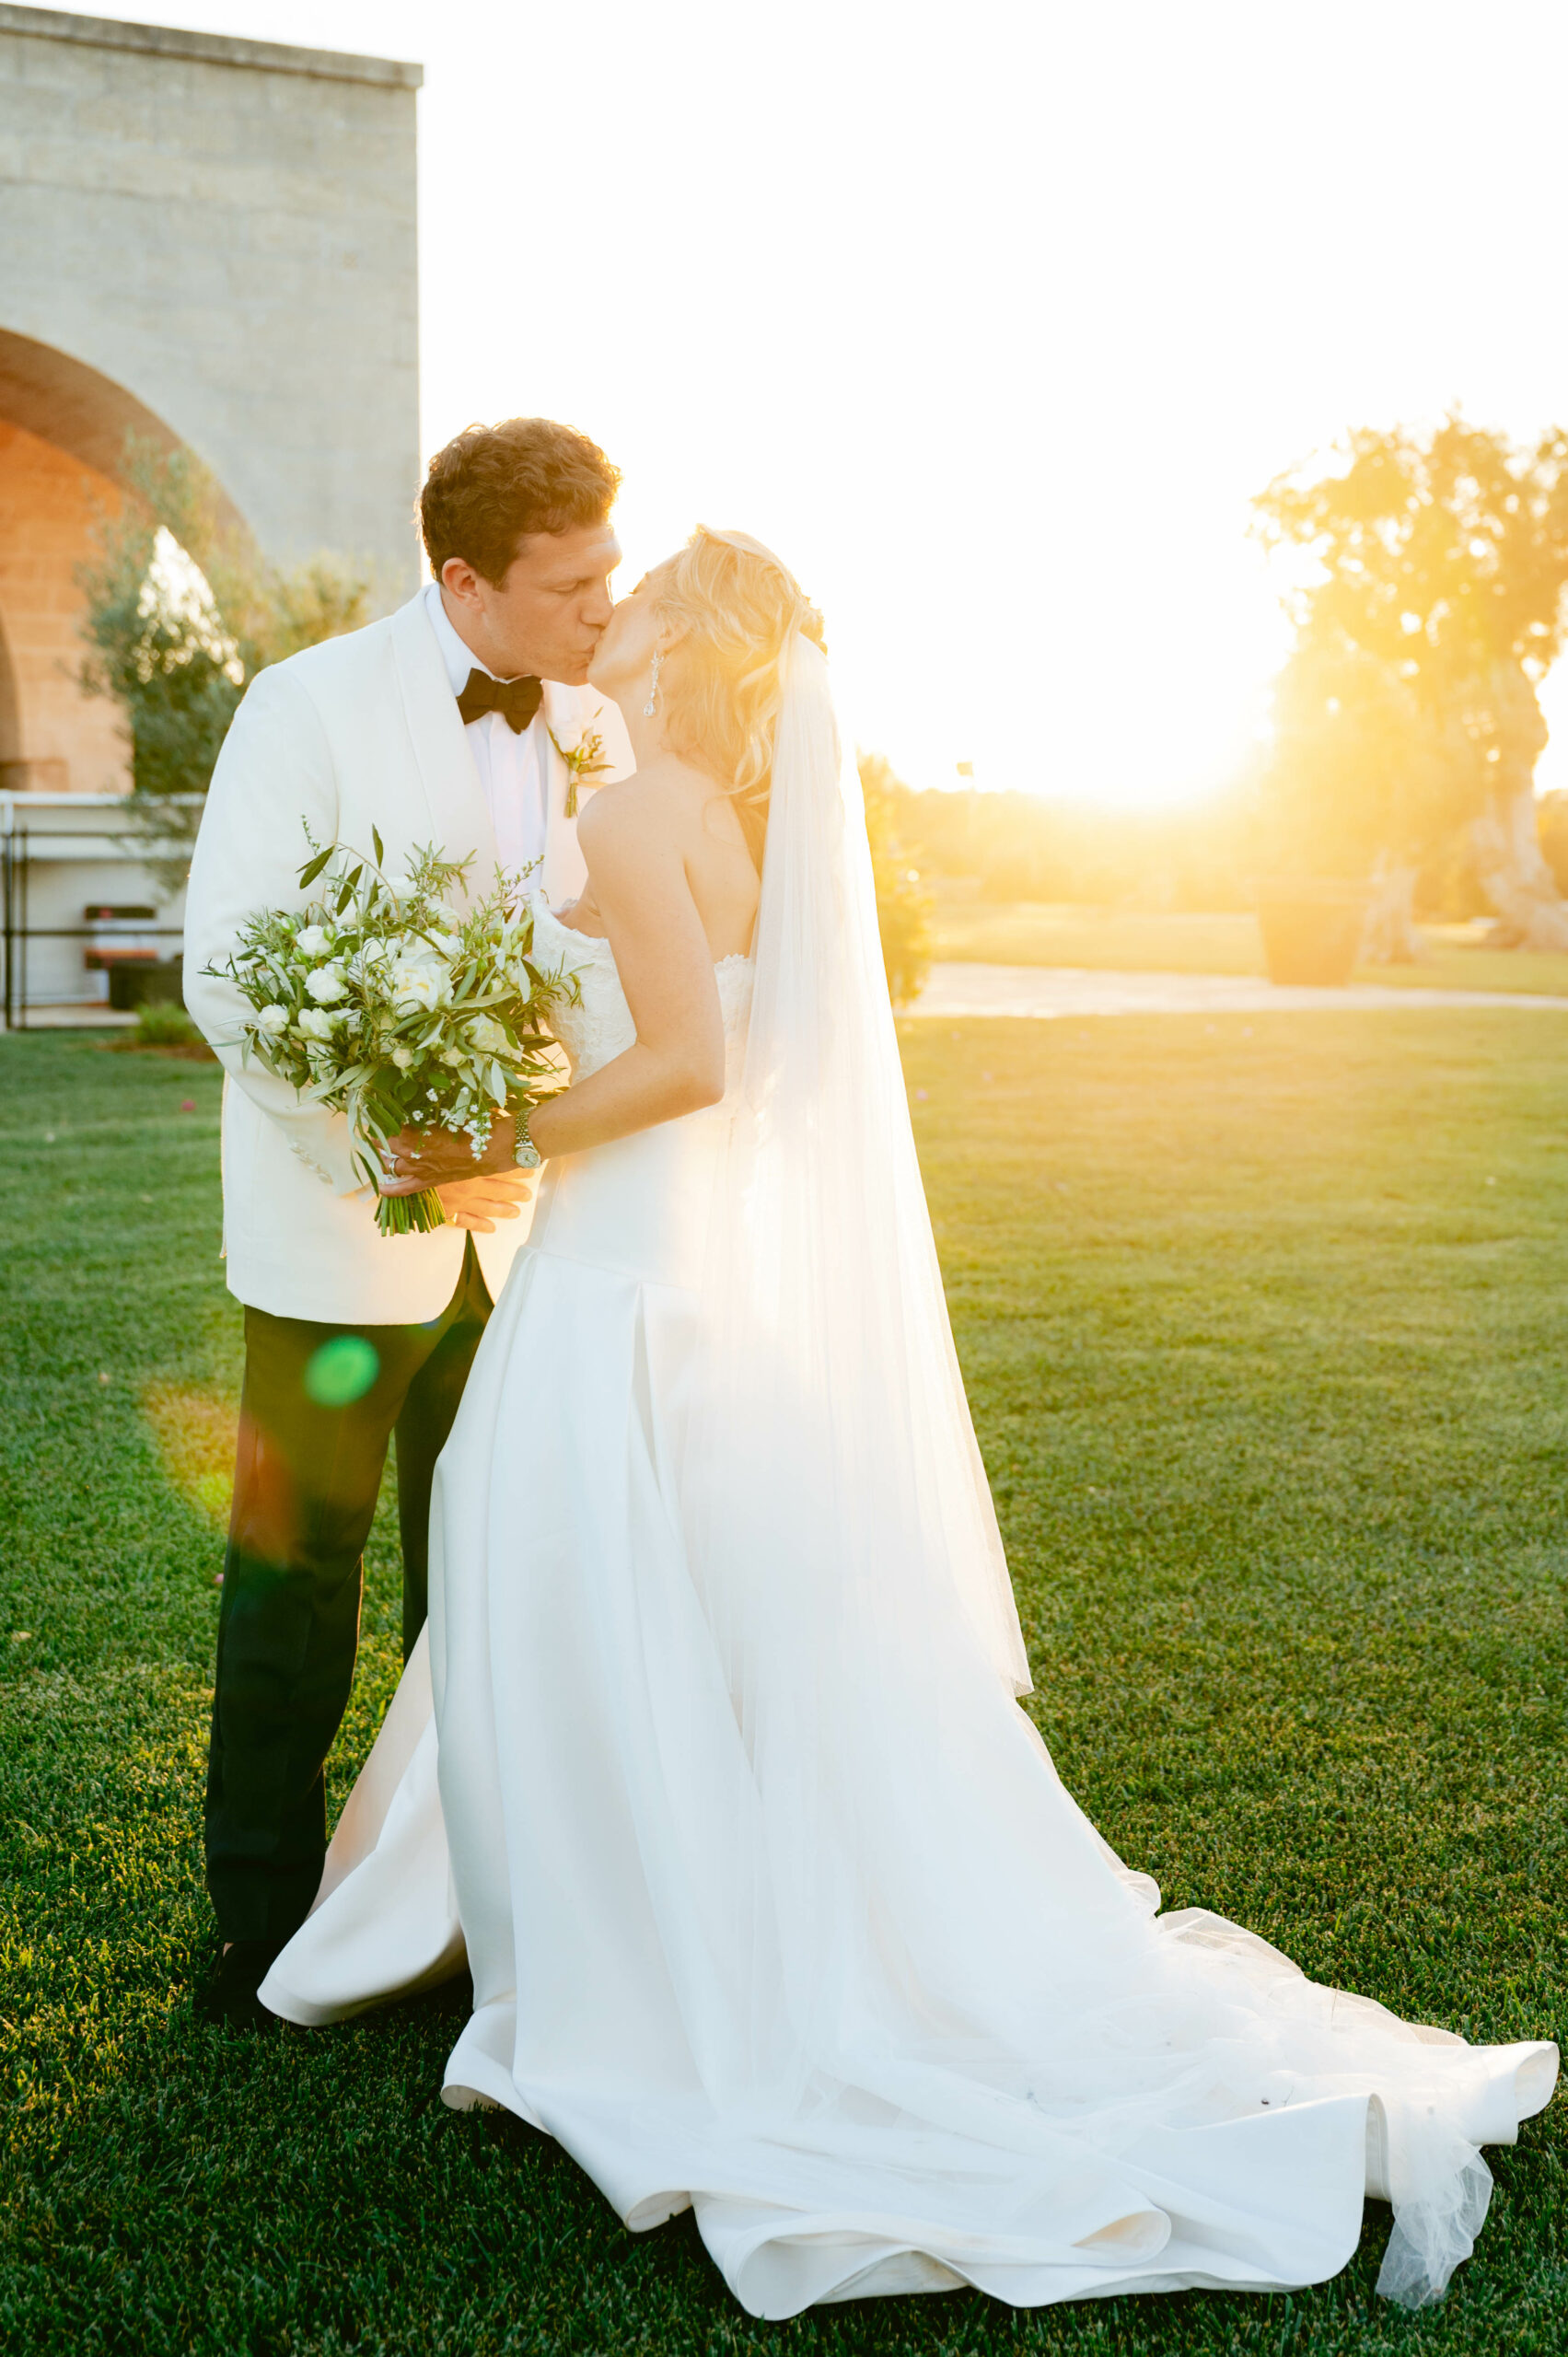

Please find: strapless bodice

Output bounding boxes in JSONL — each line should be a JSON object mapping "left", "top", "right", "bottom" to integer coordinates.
{"left": 531, "top": 899, "right": 754, "bottom": 1088}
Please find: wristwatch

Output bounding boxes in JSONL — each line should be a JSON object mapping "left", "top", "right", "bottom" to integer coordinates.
{"left": 514, "top": 1102, "right": 542, "bottom": 1171}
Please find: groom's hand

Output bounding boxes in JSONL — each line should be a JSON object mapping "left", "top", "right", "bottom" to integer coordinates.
{"left": 380, "top": 1117, "right": 517, "bottom": 1190}
{"left": 434, "top": 1169, "right": 536, "bottom": 1232}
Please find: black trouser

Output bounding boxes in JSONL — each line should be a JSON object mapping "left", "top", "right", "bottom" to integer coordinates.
{"left": 204, "top": 1240, "right": 493, "bottom": 1945}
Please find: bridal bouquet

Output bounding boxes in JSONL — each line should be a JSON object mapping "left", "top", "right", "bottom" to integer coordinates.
{"left": 208, "top": 830, "right": 573, "bottom": 1235}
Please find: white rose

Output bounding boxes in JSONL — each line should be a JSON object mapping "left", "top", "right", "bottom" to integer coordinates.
{"left": 255, "top": 1004, "right": 289, "bottom": 1034}
{"left": 306, "top": 961, "right": 348, "bottom": 1004}
{"left": 391, "top": 1046, "right": 414, "bottom": 1070}
{"left": 441, "top": 1047, "right": 465, "bottom": 1068}
{"left": 295, "top": 924, "right": 331, "bottom": 958}
{"left": 390, "top": 958, "right": 447, "bottom": 1012}
{"left": 296, "top": 1006, "right": 339, "bottom": 1041}
{"left": 467, "top": 1013, "right": 509, "bottom": 1055}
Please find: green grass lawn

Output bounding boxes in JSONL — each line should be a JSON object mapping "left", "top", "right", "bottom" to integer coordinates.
{"left": 932, "top": 901, "right": 1568, "bottom": 998}
{"left": 2, "top": 1020, "right": 1565, "bottom": 2354}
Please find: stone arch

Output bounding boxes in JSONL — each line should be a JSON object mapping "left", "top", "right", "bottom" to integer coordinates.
{"left": 0, "top": 10, "right": 421, "bottom": 588}
{"left": 1, "top": 328, "right": 175, "bottom": 489}
{"left": 0, "top": 331, "right": 255, "bottom": 794}
{"left": 0, "top": 329, "right": 248, "bottom": 534}
{"left": 0, "top": 331, "right": 257, "bottom": 795}
{"left": 0, "top": 8, "right": 421, "bottom": 800}
{"left": 0, "top": 336, "right": 204, "bottom": 795}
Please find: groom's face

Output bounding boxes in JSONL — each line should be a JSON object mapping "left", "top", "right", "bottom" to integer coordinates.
{"left": 441, "top": 519, "right": 621, "bottom": 684}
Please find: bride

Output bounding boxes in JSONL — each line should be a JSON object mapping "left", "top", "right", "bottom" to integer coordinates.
{"left": 261, "top": 528, "right": 1555, "bottom": 2319}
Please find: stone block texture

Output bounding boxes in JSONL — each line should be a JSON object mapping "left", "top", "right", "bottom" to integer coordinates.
{"left": 0, "top": 416, "right": 127, "bottom": 792}
{"left": 0, "top": 6, "right": 423, "bottom": 582}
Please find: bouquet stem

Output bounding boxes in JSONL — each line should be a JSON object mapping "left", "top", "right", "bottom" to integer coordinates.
{"left": 376, "top": 1186, "right": 449, "bottom": 1237}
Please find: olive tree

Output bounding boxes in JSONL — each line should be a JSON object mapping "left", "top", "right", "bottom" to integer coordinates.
{"left": 77, "top": 436, "right": 374, "bottom": 881}
{"left": 1255, "top": 416, "right": 1568, "bottom": 951}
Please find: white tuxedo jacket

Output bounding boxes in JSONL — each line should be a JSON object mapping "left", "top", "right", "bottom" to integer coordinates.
{"left": 183, "top": 590, "right": 633, "bottom": 1325}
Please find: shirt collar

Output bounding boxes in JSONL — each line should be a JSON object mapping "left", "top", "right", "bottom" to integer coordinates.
{"left": 424, "top": 579, "right": 499, "bottom": 693}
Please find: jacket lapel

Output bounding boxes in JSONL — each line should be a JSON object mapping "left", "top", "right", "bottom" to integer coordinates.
{"left": 389, "top": 591, "right": 500, "bottom": 905}
{"left": 538, "top": 682, "right": 591, "bottom": 905}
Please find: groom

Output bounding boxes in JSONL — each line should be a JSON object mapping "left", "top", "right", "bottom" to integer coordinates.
{"left": 182, "top": 418, "right": 632, "bottom": 2030}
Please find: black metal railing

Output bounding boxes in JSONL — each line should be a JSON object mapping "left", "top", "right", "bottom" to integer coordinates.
{"left": 1, "top": 825, "right": 184, "bottom": 1031}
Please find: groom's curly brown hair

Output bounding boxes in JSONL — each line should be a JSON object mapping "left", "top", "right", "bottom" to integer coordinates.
{"left": 420, "top": 418, "right": 621, "bottom": 585}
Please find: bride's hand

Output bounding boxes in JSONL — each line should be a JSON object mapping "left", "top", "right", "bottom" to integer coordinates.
{"left": 432, "top": 1170, "right": 536, "bottom": 1232}
{"left": 378, "top": 1118, "right": 517, "bottom": 1190}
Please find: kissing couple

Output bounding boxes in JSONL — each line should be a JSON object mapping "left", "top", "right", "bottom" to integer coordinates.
{"left": 182, "top": 417, "right": 1554, "bottom": 2320}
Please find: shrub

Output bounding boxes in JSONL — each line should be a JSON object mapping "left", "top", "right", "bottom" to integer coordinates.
{"left": 859, "top": 753, "right": 934, "bottom": 1006}
{"left": 134, "top": 1002, "right": 204, "bottom": 1049}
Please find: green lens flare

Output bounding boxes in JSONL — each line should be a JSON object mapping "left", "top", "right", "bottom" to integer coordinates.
{"left": 303, "top": 1336, "right": 380, "bottom": 1407}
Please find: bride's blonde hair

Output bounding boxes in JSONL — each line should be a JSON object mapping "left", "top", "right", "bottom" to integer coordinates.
{"left": 648, "top": 528, "right": 826, "bottom": 861}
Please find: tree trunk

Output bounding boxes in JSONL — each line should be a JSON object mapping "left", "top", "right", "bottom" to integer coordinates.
{"left": 1471, "top": 786, "right": 1568, "bottom": 950}
{"left": 1359, "top": 853, "right": 1427, "bottom": 965}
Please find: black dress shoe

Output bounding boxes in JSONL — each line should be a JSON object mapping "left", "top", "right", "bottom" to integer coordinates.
{"left": 194, "top": 1939, "right": 285, "bottom": 2034}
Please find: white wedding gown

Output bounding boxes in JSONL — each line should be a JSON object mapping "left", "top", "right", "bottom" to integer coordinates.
{"left": 262, "top": 668, "right": 1554, "bottom": 2320}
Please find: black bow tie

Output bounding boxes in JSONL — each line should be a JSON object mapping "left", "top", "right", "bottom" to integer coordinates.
{"left": 456, "top": 669, "right": 543, "bottom": 733}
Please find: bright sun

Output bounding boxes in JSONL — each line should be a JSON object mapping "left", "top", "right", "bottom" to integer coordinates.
{"left": 104, "top": 0, "right": 1568, "bottom": 816}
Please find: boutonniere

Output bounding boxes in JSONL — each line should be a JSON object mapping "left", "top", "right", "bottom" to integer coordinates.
{"left": 548, "top": 715, "right": 615, "bottom": 818}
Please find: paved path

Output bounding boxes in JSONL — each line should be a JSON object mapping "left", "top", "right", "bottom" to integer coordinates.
{"left": 1, "top": 1004, "right": 136, "bottom": 1031}
{"left": 14, "top": 970, "right": 1568, "bottom": 1037}
{"left": 909, "top": 963, "right": 1568, "bottom": 1020}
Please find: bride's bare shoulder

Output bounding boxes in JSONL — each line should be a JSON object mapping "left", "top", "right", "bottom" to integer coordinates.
{"left": 576, "top": 760, "right": 703, "bottom": 856}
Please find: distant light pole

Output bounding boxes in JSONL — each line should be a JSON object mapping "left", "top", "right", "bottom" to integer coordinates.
{"left": 957, "top": 761, "right": 975, "bottom": 866}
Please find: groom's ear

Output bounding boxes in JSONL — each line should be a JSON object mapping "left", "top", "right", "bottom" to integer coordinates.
{"left": 440, "top": 555, "right": 481, "bottom": 601}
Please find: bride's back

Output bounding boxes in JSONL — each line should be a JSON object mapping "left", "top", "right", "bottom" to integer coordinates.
{"left": 565, "top": 754, "right": 761, "bottom": 964}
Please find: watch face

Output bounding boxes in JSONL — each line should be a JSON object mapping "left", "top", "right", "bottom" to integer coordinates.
{"left": 517, "top": 1141, "right": 542, "bottom": 1169}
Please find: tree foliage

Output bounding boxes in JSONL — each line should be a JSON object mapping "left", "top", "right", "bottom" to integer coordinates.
{"left": 858, "top": 751, "right": 934, "bottom": 1007}
{"left": 872, "top": 782, "right": 1254, "bottom": 913}
{"left": 76, "top": 437, "right": 373, "bottom": 867}
{"left": 1253, "top": 416, "right": 1568, "bottom": 945}
{"left": 1259, "top": 633, "right": 1470, "bottom": 879}
{"left": 1256, "top": 416, "right": 1568, "bottom": 695}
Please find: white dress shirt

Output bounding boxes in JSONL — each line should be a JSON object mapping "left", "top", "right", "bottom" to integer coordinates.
{"left": 424, "top": 581, "right": 552, "bottom": 883}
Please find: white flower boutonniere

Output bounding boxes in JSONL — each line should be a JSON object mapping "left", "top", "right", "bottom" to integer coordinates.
{"left": 549, "top": 714, "right": 616, "bottom": 818}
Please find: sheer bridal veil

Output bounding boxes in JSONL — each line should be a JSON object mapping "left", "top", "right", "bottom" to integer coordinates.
{"left": 681, "top": 612, "right": 1532, "bottom": 2312}
{"left": 695, "top": 623, "right": 1028, "bottom": 1710}
{"left": 685, "top": 620, "right": 1091, "bottom": 2102}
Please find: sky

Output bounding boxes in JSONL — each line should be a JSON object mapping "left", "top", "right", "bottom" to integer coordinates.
{"left": 99, "top": 0, "right": 1568, "bottom": 806}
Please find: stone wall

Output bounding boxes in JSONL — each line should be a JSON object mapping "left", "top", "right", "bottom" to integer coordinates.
{"left": 0, "top": 6, "right": 423, "bottom": 805}
{"left": 0, "top": 418, "right": 126, "bottom": 794}
{"left": 0, "top": 5, "right": 424, "bottom": 580}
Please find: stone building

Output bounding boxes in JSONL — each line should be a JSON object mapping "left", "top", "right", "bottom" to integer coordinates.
{"left": 0, "top": 3, "right": 423, "bottom": 799}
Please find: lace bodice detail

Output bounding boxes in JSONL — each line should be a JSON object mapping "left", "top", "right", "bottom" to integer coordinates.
{"left": 531, "top": 900, "right": 754, "bottom": 1086}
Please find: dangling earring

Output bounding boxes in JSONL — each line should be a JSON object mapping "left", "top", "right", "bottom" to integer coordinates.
{"left": 644, "top": 651, "right": 662, "bottom": 719}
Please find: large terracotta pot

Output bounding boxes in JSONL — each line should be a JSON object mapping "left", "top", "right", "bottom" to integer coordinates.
{"left": 1255, "top": 879, "right": 1371, "bottom": 987}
